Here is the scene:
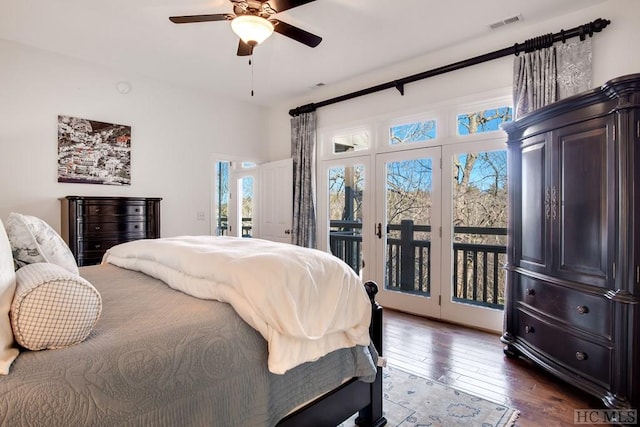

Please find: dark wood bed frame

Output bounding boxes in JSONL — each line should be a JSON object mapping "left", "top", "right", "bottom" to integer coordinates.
{"left": 277, "top": 281, "right": 387, "bottom": 427}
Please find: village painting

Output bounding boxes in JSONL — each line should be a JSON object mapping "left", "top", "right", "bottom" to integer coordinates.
{"left": 57, "top": 115, "right": 131, "bottom": 185}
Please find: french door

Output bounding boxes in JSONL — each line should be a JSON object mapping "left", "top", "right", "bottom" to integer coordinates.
{"left": 318, "top": 156, "right": 371, "bottom": 277}
{"left": 320, "top": 140, "right": 507, "bottom": 332}
{"left": 374, "top": 148, "right": 442, "bottom": 318}
{"left": 440, "top": 139, "right": 507, "bottom": 332}
{"left": 213, "top": 157, "right": 292, "bottom": 242}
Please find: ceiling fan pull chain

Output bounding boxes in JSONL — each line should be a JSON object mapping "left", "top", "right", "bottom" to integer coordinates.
{"left": 250, "top": 56, "right": 254, "bottom": 96}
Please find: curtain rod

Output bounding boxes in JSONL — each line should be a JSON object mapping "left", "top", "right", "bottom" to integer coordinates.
{"left": 289, "top": 18, "right": 610, "bottom": 117}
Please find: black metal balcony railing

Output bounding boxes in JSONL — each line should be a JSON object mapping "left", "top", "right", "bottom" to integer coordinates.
{"left": 330, "top": 220, "right": 507, "bottom": 310}
{"left": 216, "top": 218, "right": 253, "bottom": 237}
{"left": 218, "top": 216, "right": 506, "bottom": 309}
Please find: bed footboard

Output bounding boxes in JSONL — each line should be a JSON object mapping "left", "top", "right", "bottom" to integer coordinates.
{"left": 276, "top": 281, "right": 387, "bottom": 427}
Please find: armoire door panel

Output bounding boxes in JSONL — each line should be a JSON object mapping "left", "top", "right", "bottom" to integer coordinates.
{"left": 520, "top": 140, "right": 548, "bottom": 270}
{"left": 556, "top": 119, "right": 612, "bottom": 288}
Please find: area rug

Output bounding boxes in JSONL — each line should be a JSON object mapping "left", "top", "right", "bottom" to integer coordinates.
{"left": 343, "top": 365, "right": 520, "bottom": 427}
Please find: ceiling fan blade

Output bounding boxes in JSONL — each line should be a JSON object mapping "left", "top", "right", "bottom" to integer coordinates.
{"left": 169, "top": 14, "right": 231, "bottom": 24}
{"left": 237, "top": 40, "right": 254, "bottom": 56}
{"left": 272, "top": 19, "right": 322, "bottom": 47}
{"left": 265, "top": 0, "right": 316, "bottom": 13}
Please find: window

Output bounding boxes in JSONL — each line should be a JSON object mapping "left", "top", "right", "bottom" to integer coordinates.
{"left": 457, "top": 107, "right": 512, "bottom": 136}
{"left": 389, "top": 119, "right": 437, "bottom": 145}
{"left": 332, "top": 131, "right": 369, "bottom": 153}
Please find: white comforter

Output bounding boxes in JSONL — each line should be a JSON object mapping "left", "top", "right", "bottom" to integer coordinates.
{"left": 103, "top": 236, "right": 372, "bottom": 374}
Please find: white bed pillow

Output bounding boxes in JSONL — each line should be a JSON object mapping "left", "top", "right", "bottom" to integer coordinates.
{"left": 11, "top": 262, "right": 102, "bottom": 351}
{"left": 5, "top": 212, "right": 79, "bottom": 275}
{"left": 0, "top": 219, "right": 19, "bottom": 374}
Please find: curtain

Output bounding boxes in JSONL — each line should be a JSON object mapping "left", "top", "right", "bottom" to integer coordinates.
{"left": 291, "top": 111, "right": 317, "bottom": 248}
{"left": 513, "top": 38, "right": 592, "bottom": 119}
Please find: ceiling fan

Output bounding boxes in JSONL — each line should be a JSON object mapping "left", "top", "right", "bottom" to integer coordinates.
{"left": 169, "top": 0, "right": 322, "bottom": 56}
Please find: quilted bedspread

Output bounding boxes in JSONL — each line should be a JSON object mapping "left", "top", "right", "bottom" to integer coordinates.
{"left": 103, "top": 236, "right": 372, "bottom": 374}
{"left": 0, "top": 264, "right": 377, "bottom": 426}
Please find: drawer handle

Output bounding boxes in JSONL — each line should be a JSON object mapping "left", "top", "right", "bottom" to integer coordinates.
{"left": 134, "top": 225, "right": 139, "bottom": 229}
{"left": 575, "top": 351, "right": 587, "bottom": 361}
{"left": 526, "top": 288, "right": 535, "bottom": 296}
{"left": 95, "top": 244, "right": 101, "bottom": 249}
{"left": 94, "top": 226, "right": 101, "bottom": 230}
{"left": 135, "top": 208, "right": 140, "bottom": 212}
{"left": 94, "top": 208, "right": 100, "bottom": 213}
{"left": 576, "top": 305, "right": 589, "bottom": 314}
{"left": 524, "top": 325, "right": 535, "bottom": 334}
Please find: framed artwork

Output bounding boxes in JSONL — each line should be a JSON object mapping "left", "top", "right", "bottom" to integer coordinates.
{"left": 57, "top": 115, "right": 131, "bottom": 185}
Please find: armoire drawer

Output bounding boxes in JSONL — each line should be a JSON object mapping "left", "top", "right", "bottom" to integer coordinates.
{"left": 516, "top": 309, "right": 612, "bottom": 386}
{"left": 516, "top": 274, "right": 612, "bottom": 338}
{"left": 81, "top": 203, "right": 147, "bottom": 217}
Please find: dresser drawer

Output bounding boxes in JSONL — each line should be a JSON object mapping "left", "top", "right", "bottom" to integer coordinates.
{"left": 80, "top": 221, "right": 147, "bottom": 235}
{"left": 78, "top": 239, "right": 128, "bottom": 253}
{"left": 516, "top": 309, "right": 612, "bottom": 386}
{"left": 516, "top": 275, "right": 612, "bottom": 338}
{"left": 76, "top": 254, "right": 104, "bottom": 267}
{"left": 81, "top": 203, "right": 147, "bottom": 217}
{"left": 77, "top": 238, "right": 140, "bottom": 266}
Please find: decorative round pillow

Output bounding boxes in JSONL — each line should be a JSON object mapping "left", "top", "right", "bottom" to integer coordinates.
{"left": 10, "top": 263, "right": 102, "bottom": 350}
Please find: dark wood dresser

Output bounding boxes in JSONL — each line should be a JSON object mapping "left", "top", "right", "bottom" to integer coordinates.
{"left": 501, "top": 74, "right": 640, "bottom": 409}
{"left": 60, "top": 196, "right": 162, "bottom": 266}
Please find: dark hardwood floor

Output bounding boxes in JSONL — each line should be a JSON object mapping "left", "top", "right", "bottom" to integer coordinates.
{"left": 382, "top": 308, "right": 604, "bottom": 426}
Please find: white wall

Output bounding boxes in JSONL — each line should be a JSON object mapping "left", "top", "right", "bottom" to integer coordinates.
{"left": 0, "top": 39, "right": 268, "bottom": 237}
{"left": 2, "top": 0, "right": 638, "bottom": 235}
{"left": 266, "top": 0, "right": 640, "bottom": 160}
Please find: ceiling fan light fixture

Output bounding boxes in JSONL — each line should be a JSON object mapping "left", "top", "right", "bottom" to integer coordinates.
{"left": 231, "top": 15, "right": 274, "bottom": 46}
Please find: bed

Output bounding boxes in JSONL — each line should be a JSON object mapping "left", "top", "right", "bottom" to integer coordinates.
{"left": 0, "top": 214, "right": 386, "bottom": 427}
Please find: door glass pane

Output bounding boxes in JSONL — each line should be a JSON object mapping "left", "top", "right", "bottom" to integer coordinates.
{"left": 452, "top": 150, "right": 507, "bottom": 308}
{"left": 384, "top": 158, "right": 433, "bottom": 296}
{"left": 215, "top": 161, "right": 230, "bottom": 236}
{"left": 328, "top": 164, "right": 364, "bottom": 273}
{"left": 239, "top": 176, "right": 254, "bottom": 237}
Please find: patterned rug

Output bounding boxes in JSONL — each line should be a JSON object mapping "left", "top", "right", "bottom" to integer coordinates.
{"left": 344, "top": 365, "right": 520, "bottom": 427}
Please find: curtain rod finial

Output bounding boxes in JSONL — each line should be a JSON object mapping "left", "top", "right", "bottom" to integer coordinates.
{"left": 289, "top": 103, "right": 317, "bottom": 117}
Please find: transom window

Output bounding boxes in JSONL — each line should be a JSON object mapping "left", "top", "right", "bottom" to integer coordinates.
{"left": 389, "top": 119, "right": 437, "bottom": 145}
{"left": 332, "top": 131, "right": 369, "bottom": 153}
{"left": 457, "top": 107, "right": 512, "bottom": 136}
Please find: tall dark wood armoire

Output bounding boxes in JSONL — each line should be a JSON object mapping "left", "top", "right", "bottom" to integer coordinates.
{"left": 501, "top": 74, "right": 640, "bottom": 409}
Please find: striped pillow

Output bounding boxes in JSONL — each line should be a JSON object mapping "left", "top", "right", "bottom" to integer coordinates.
{"left": 10, "top": 263, "right": 102, "bottom": 350}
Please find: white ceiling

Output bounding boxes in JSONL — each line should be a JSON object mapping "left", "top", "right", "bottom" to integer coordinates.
{"left": 0, "top": 0, "right": 606, "bottom": 107}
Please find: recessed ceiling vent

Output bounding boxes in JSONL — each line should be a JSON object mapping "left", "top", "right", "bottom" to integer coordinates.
{"left": 489, "top": 14, "right": 523, "bottom": 30}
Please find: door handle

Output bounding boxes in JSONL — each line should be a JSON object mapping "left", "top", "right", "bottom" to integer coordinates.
{"left": 284, "top": 229, "right": 291, "bottom": 235}
{"left": 375, "top": 223, "right": 382, "bottom": 239}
